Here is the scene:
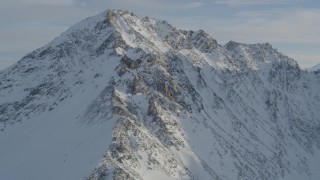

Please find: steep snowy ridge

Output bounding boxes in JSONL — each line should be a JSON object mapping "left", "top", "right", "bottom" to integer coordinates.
{"left": 308, "top": 63, "right": 320, "bottom": 79}
{"left": 0, "top": 9, "right": 320, "bottom": 180}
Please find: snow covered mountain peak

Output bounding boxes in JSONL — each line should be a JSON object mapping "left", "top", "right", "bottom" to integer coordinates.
{"left": 307, "top": 63, "right": 320, "bottom": 72}
{"left": 1, "top": 9, "right": 320, "bottom": 180}
{"left": 224, "top": 40, "right": 299, "bottom": 71}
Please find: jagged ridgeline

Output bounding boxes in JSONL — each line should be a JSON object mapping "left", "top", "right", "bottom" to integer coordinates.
{"left": 0, "top": 9, "right": 320, "bottom": 180}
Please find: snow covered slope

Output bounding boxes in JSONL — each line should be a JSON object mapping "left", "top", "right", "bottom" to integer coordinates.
{"left": 0, "top": 9, "right": 320, "bottom": 180}
{"left": 307, "top": 63, "right": 320, "bottom": 72}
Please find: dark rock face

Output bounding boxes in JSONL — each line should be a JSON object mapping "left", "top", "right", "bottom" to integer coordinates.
{"left": 0, "top": 9, "right": 319, "bottom": 180}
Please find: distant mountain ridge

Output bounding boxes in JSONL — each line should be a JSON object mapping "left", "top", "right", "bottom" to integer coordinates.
{"left": 0, "top": 9, "right": 320, "bottom": 180}
{"left": 307, "top": 63, "right": 320, "bottom": 72}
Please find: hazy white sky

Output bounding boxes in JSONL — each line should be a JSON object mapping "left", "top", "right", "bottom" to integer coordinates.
{"left": 0, "top": 0, "right": 319, "bottom": 69}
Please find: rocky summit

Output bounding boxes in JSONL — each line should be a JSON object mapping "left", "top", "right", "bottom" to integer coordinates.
{"left": 0, "top": 9, "right": 320, "bottom": 180}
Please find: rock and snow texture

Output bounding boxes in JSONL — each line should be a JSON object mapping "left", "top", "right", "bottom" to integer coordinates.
{"left": 0, "top": 9, "right": 320, "bottom": 180}
{"left": 307, "top": 63, "right": 320, "bottom": 72}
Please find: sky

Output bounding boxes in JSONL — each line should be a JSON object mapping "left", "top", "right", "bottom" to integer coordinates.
{"left": 0, "top": 0, "right": 319, "bottom": 70}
